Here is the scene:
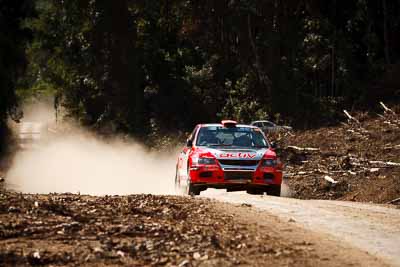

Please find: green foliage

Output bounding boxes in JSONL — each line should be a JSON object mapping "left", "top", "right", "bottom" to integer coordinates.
{"left": 220, "top": 74, "right": 268, "bottom": 123}
{"left": 3, "top": 0, "right": 400, "bottom": 146}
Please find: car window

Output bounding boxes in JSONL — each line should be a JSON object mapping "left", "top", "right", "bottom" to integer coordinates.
{"left": 264, "top": 122, "right": 275, "bottom": 127}
{"left": 196, "top": 126, "right": 268, "bottom": 147}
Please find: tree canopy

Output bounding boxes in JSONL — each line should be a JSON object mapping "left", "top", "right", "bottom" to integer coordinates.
{"left": 2, "top": 0, "right": 400, "bottom": 143}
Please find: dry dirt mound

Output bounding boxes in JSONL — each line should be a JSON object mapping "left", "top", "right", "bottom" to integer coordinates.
{"left": 280, "top": 106, "right": 400, "bottom": 204}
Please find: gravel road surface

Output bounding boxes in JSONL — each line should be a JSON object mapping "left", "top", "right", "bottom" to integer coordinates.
{"left": 203, "top": 189, "right": 400, "bottom": 266}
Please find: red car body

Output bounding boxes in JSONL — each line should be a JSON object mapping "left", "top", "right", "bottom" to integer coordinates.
{"left": 175, "top": 121, "right": 283, "bottom": 196}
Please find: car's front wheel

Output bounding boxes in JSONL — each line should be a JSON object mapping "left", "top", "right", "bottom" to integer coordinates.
{"left": 266, "top": 185, "right": 281, "bottom": 196}
{"left": 186, "top": 167, "right": 200, "bottom": 196}
{"left": 187, "top": 182, "right": 201, "bottom": 196}
{"left": 246, "top": 189, "right": 264, "bottom": 195}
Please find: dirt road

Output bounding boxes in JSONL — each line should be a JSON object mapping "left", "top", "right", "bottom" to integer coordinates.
{"left": 202, "top": 189, "right": 400, "bottom": 266}
{"left": 0, "top": 189, "right": 398, "bottom": 266}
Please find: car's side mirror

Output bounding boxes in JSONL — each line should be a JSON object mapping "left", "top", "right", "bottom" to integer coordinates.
{"left": 186, "top": 139, "right": 193, "bottom": 147}
{"left": 270, "top": 142, "right": 277, "bottom": 150}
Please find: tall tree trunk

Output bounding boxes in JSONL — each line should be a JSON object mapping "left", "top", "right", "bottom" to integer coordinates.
{"left": 101, "top": 0, "right": 143, "bottom": 132}
{"left": 382, "top": 0, "right": 391, "bottom": 65}
{"left": 247, "top": 14, "right": 271, "bottom": 93}
{"left": 129, "top": 25, "right": 144, "bottom": 134}
{"left": 110, "top": 0, "right": 130, "bottom": 107}
{"left": 331, "top": 0, "right": 337, "bottom": 97}
{"left": 331, "top": 45, "right": 335, "bottom": 97}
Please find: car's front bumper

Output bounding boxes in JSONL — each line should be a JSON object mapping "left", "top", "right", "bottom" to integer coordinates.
{"left": 188, "top": 164, "right": 282, "bottom": 189}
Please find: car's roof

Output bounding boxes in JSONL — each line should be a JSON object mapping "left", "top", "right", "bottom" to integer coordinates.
{"left": 199, "top": 123, "right": 257, "bottom": 129}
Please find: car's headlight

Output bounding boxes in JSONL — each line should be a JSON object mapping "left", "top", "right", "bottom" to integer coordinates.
{"left": 262, "top": 159, "right": 278, "bottom": 167}
{"left": 198, "top": 157, "right": 216, "bottom": 165}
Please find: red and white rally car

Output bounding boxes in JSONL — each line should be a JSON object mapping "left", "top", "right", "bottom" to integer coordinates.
{"left": 175, "top": 120, "right": 283, "bottom": 196}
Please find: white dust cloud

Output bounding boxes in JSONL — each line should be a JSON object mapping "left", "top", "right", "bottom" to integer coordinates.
{"left": 21, "top": 99, "right": 56, "bottom": 123}
{"left": 6, "top": 102, "right": 177, "bottom": 195}
{"left": 280, "top": 180, "right": 292, "bottom": 198}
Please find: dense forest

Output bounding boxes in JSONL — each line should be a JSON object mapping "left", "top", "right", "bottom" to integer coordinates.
{"left": 1, "top": 0, "right": 400, "bottom": 148}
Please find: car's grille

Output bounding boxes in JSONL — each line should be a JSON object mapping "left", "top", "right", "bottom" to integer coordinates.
{"left": 199, "top": 171, "right": 213, "bottom": 178}
{"left": 218, "top": 160, "right": 260, "bottom": 166}
{"left": 224, "top": 171, "right": 253, "bottom": 180}
{"left": 264, "top": 173, "right": 274, "bottom": 180}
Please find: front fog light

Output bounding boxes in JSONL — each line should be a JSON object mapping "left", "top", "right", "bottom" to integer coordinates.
{"left": 262, "top": 159, "right": 277, "bottom": 167}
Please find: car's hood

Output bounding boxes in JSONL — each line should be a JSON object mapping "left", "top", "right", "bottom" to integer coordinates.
{"left": 194, "top": 146, "right": 275, "bottom": 160}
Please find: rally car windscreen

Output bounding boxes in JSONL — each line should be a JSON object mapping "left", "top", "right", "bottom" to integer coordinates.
{"left": 196, "top": 126, "right": 268, "bottom": 148}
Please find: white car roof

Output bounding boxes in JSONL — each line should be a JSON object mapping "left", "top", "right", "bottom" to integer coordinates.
{"left": 201, "top": 123, "right": 258, "bottom": 129}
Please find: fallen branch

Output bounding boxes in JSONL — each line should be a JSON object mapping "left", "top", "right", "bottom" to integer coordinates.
{"left": 348, "top": 157, "right": 400, "bottom": 168}
{"left": 287, "top": 146, "right": 320, "bottom": 152}
{"left": 383, "top": 120, "right": 399, "bottom": 127}
{"left": 323, "top": 175, "right": 338, "bottom": 184}
{"left": 380, "top": 102, "right": 396, "bottom": 115}
{"left": 369, "top": 160, "right": 400, "bottom": 167}
{"left": 384, "top": 144, "right": 400, "bottom": 150}
{"left": 285, "top": 131, "right": 295, "bottom": 137}
{"left": 330, "top": 170, "right": 359, "bottom": 175}
{"left": 377, "top": 114, "right": 386, "bottom": 119}
{"left": 350, "top": 192, "right": 360, "bottom": 201}
{"left": 297, "top": 171, "right": 309, "bottom": 175}
{"left": 285, "top": 171, "right": 311, "bottom": 177}
{"left": 387, "top": 197, "right": 400, "bottom": 205}
{"left": 343, "top": 110, "right": 360, "bottom": 124}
